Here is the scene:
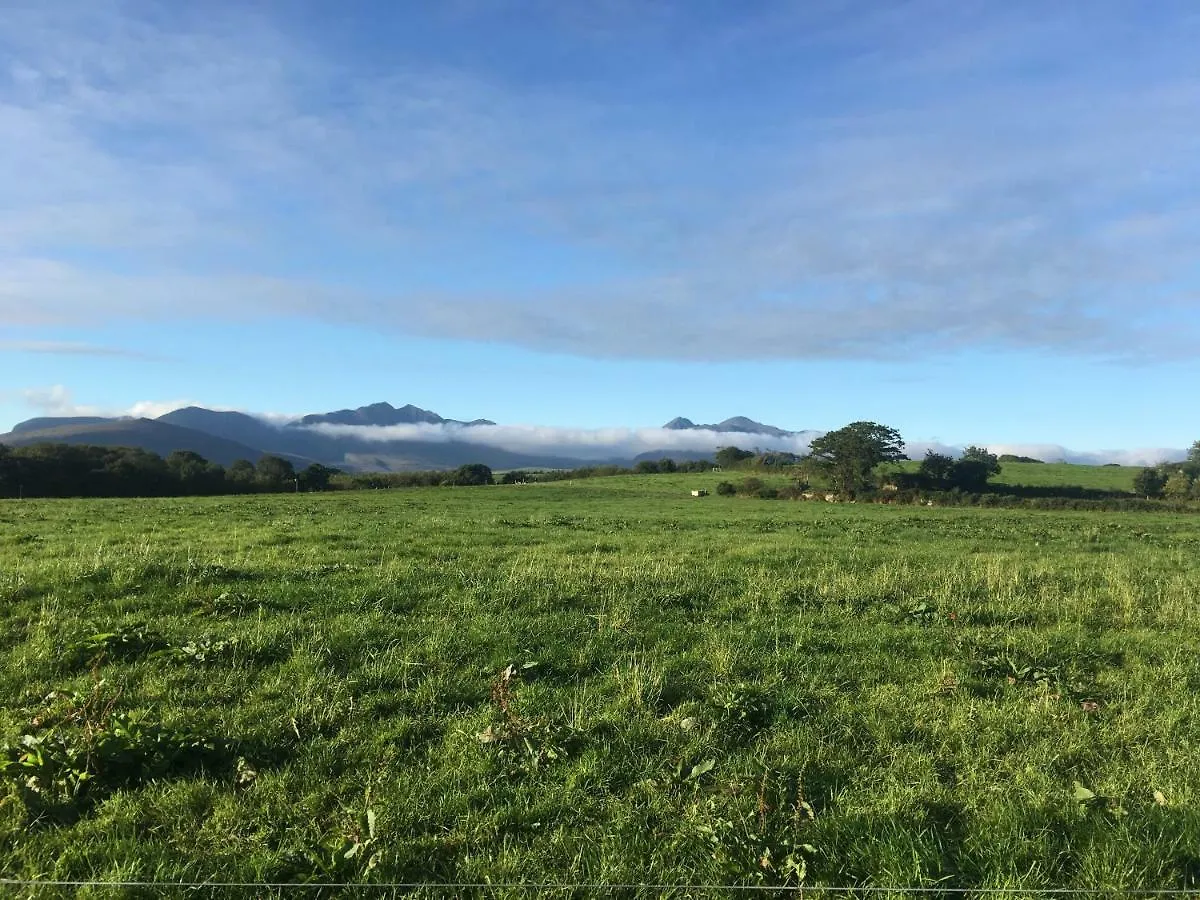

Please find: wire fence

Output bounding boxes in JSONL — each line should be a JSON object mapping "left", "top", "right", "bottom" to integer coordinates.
{"left": 1, "top": 880, "right": 1198, "bottom": 895}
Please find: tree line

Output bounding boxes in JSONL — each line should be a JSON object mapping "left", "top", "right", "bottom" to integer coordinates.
{"left": 1132, "top": 444, "right": 1200, "bottom": 499}
{"left": 711, "top": 422, "right": 1200, "bottom": 506}
{"left": 0, "top": 443, "right": 340, "bottom": 499}
{"left": 336, "top": 458, "right": 715, "bottom": 490}
{"left": 0, "top": 423, "right": 996, "bottom": 500}
{"left": 0, "top": 443, "right": 714, "bottom": 499}
{"left": 714, "top": 422, "right": 1004, "bottom": 496}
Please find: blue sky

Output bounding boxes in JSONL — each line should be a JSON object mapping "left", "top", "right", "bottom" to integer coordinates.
{"left": 2, "top": 0, "right": 1199, "bottom": 459}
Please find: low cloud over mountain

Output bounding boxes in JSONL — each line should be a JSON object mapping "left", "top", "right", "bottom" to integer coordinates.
{"left": 2, "top": 391, "right": 1189, "bottom": 470}
{"left": 298, "top": 421, "right": 822, "bottom": 462}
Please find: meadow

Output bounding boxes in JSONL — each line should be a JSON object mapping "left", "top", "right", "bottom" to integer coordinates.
{"left": 888, "top": 460, "right": 1142, "bottom": 493}
{"left": 2, "top": 473, "right": 1199, "bottom": 897}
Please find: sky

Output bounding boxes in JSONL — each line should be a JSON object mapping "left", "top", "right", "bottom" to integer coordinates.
{"left": 2, "top": 0, "right": 1199, "bottom": 462}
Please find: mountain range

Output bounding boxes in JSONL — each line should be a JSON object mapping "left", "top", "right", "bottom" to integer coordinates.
{"left": 662, "top": 416, "right": 794, "bottom": 438}
{"left": 0, "top": 403, "right": 803, "bottom": 471}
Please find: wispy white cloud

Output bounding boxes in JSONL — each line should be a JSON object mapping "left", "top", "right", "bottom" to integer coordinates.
{"left": 980, "top": 444, "right": 1183, "bottom": 469}
{"left": 0, "top": 339, "right": 160, "bottom": 358}
{"left": 3, "top": 384, "right": 308, "bottom": 430}
{"left": 1, "top": 1, "right": 1198, "bottom": 360}
{"left": 7, "top": 385, "right": 198, "bottom": 421}
{"left": 8, "top": 385, "right": 104, "bottom": 418}
{"left": 902, "top": 441, "right": 1185, "bottom": 468}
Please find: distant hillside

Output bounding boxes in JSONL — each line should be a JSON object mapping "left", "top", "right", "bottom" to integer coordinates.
{"left": 157, "top": 407, "right": 336, "bottom": 461}
{"left": 633, "top": 449, "right": 717, "bottom": 464}
{"left": 159, "top": 408, "right": 284, "bottom": 448}
{"left": 990, "top": 462, "right": 1140, "bottom": 493}
{"left": 339, "top": 443, "right": 587, "bottom": 472}
{"left": 0, "top": 419, "right": 270, "bottom": 466}
{"left": 10, "top": 416, "right": 119, "bottom": 434}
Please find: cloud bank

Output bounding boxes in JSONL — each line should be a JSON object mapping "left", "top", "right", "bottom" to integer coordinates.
{"left": 299, "top": 422, "right": 1186, "bottom": 468}
{"left": 1, "top": 1, "right": 1198, "bottom": 361}
{"left": 302, "top": 421, "right": 821, "bottom": 461}
{"left": 4, "top": 385, "right": 1185, "bottom": 466}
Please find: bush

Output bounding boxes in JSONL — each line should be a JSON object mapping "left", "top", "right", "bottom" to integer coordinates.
{"left": 737, "top": 477, "right": 765, "bottom": 496}
{"left": 715, "top": 447, "right": 754, "bottom": 469}
{"left": 919, "top": 451, "right": 955, "bottom": 483}
{"left": 444, "top": 464, "right": 494, "bottom": 486}
{"left": 1163, "top": 470, "right": 1193, "bottom": 500}
{"left": 716, "top": 481, "right": 736, "bottom": 496}
{"left": 1133, "top": 467, "right": 1166, "bottom": 499}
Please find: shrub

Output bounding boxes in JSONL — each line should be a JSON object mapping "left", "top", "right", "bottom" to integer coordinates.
{"left": 715, "top": 447, "right": 754, "bottom": 469}
{"left": 1163, "top": 470, "right": 1193, "bottom": 500}
{"left": 1133, "top": 468, "right": 1166, "bottom": 499}
{"left": 919, "top": 451, "right": 955, "bottom": 484}
{"left": 716, "top": 481, "right": 736, "bottom": 496}
{"left": 444, "top": 464, "right": 494, "bottom": 486}
{"left": 737, "top": 477, "right": 765, "bottom": 496}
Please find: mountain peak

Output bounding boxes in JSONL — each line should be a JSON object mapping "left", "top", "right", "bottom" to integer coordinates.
{"left": 661, "top": 415, "right": 792, "bottom": 437}
{"left": 717, "top": 416, "right": 767, "bottom": 431}
{"left": 663, "top": 417, "right": 697, "bottom": 429}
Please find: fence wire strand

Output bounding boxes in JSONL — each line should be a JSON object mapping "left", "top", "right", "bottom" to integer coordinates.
{"left": 1, "top": 880, "right": 1198, "bottom": 894}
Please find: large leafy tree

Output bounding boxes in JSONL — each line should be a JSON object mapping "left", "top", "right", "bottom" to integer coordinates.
{"left": 255, "top": 455, "right": 296, "bottom": 489}
{"left": 298, "top": 463, "right": 341, "bottom": 491}
{"left": 806, "top": 422, "right": 906, "bottom": 495}
{"left": 444, "top": 463, "right": 494, "bottom": 486}
{"left": 919, "top": 451, "right": 955, "bottom": 484}
{"left": 166, "top": 450, "right": 210, "bottom": 490}
{"left": 951, "top": 446, "right": 1002, "bottom": 491}
{"left": 226, "top": 459, "right": 257, "bottom": 489}
{"left": 715, "top": 446, "right": 754, "bottom": 469}
{"left": 1163, "top": 469, "right": 1193, "bottom": 500}
{"left": 1184, "top": 441, "right": 1200, "bottom": 478}
{"left": 0, "top": 443, "right": 11, "bottom": 494}
{"left": 1133, "top": 467, "right": 1166, "bottom": 499}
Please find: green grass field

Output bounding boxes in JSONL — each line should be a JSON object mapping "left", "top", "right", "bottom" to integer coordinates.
{"left": 3, "top": 476, "right": 1200, "bottom": 897}
{"left": 889, "top": 460, "right": 1142, "bottom": 493}
{"left": 989, "top": 462, "right": 1140, "bottom": 492}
